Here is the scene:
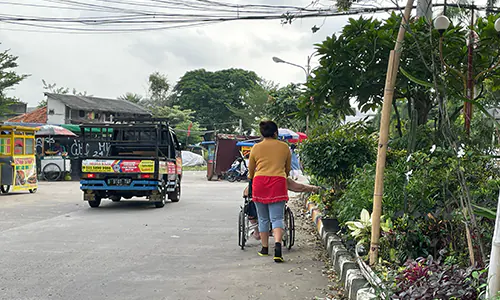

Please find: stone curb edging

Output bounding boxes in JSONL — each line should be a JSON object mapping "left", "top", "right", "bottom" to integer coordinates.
{"left": 305, "top": 201, "right": 377, "bottom": 300}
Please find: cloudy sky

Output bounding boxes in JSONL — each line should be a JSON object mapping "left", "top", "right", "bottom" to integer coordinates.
{"left": 0, "top": 0, "right": 394, "bottom": 108}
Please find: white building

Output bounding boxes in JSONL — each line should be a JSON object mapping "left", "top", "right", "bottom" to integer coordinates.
{"left": 45, "top": 93, "right": 151, "bottom": 124}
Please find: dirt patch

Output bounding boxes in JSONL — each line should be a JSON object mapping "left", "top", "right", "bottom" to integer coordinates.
{"left": 288, "top": 196, "right": 347, "bottom": 300}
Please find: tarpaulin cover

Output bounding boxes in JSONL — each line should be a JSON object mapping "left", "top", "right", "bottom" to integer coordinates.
{"left": 181, "top": 151, "right": 206, "bottom": 167}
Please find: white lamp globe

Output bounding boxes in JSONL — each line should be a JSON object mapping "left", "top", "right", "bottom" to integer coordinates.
{"left": 495, "top": 18, "right": 500, "bottom": 32}
{"left": 434, "top": 15, "right": 451, "bottom": 31}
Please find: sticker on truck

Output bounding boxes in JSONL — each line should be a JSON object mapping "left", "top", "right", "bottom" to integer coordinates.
{"left": 82, "top": 160, "right": 155, "bottom": 173}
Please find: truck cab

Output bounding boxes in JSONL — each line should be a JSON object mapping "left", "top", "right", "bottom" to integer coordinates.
{"left": 79, "top": 118, "right": 182, "bottom": 208}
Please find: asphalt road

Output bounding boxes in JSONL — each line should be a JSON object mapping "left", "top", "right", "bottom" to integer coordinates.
{"left": 0, "top": 171, "right": 332, "bottom": 300}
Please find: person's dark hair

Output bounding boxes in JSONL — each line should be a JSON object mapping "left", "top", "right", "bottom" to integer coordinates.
{"left": 290, "top": 144, "right": 296, "bottom": 150}
{"left": 259, "top": 120, "right": 278, "bottom": 138}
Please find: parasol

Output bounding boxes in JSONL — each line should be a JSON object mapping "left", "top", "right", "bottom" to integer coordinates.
{"left": 289, "top": 132, "right": 308, "bottom": 144}
{"left": 278, "top": 128, "right": 299, "bottom": 140}
{"left": 36, "top": 124, "right": 77, "bottom": 137}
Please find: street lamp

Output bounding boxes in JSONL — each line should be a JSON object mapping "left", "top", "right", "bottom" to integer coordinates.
{"left": 272, "top": 56, "right": 311, "bottom": 79}
{"left": 434, "top": 14, "right": 500, "bottom": 135}
{"left": 272, "top": 54, "right": 314, "bottom": 135}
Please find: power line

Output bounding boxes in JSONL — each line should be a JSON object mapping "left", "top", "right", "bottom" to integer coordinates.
{"left": 0, "top": 1, "right": 491, "bottom": 34}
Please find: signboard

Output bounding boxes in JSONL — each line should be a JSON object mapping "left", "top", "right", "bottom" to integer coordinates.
{"left": 82, "top": 159, "right": 155, "bottom": 173}
{"left": 176, "top": 157, "right": 182, "bottom": 175}
{"left": 241, "top": 146, "right": 252, "bottom": 158}
{"left": 13, "top": 156, "right": 37, "bottom": 191}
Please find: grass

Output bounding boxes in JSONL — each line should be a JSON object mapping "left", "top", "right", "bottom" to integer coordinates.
{"left": 183, "top": 165, "right": 207, "bottom": 171}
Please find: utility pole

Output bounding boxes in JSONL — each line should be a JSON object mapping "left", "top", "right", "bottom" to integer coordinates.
{"left": 416, "top": 0, "right": 433, "bottom": 22}
{"left": 239, "top": 119, "right": 243, "bottom": 135}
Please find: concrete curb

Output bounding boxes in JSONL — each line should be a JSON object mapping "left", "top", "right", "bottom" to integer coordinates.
{"left": 305, "top": 201, "right": 377, "bottom": 300}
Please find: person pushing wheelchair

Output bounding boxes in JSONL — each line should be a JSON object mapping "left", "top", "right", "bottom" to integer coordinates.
{"left": 245, "top": 120, "right": 320, "bottom": 263}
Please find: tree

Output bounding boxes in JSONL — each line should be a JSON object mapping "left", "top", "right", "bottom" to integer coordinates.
{"left": 153, "top": 106, "right": 205, "bottom": 145}
{"left": 0, "top": 46, "right": 28, "bottom": 115}
{"left": 172, "top": 68, "right": 261, "bottom": 132}
{"left": 141, "top": 72, "right": 172, "bottom": 108}
{"left": 304, "top": 14, "right": 500, "bottom": 131}
{"left": 227, "top": 80, "right": 278, "bottom": 133}
{"left": 38, "top": 80, "right": 91, "bottom": 107}
{"left": 265, "top": 83, "right": 305, "bottom": 131}
{"left": 118, "top": 92, "right": 143, "bottom": 105}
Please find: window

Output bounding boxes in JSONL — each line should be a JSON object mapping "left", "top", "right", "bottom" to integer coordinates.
{"left": 25, "top": 139, "right": 34, "bottom": 155}
{"left": 79, "top": 110, "right": 85, "bottom": 118}
{"left": 14, "top": 138, "right": 23, "bottom": 155}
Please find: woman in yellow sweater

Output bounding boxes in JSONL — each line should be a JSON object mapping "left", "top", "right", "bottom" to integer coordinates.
{"left": 247, "top": 120, "right": 291, "bottom": 262}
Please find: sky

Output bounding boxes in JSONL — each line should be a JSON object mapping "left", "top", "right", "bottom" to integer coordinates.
{"left": 0, "top": 0, "right": 396, "bottom": 109}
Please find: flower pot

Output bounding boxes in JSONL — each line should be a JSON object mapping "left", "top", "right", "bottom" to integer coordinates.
{"left": 321, "top": 218, "right": 340, "bottom": 233}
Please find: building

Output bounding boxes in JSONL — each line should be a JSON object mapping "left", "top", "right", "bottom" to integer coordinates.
{"left": 45, "top": 93, "right": 151, "bottom": 124}
{"left": 6, "top": 106, "right": 47, "bottom": 124}
{"left": 0, "top": 102, "right": 28, "bottom": 121}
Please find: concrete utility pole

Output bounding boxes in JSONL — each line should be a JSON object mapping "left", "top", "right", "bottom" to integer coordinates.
{"left": 417, "top": 0, "right": 433, "bottom": 22}
{"left": 239, "top": 119, "right": 243, "bottom": 135}
{"left": 487, "top": 191, "right": 500, "bottom": 298}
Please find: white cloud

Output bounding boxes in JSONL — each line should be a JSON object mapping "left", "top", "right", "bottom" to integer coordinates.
{"left": 0, "top": 0, "right": 392, "bottom": 108}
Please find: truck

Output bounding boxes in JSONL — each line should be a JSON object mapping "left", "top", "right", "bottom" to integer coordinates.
{"left": 79, "top": 118, "right": 182, "bottom": 208}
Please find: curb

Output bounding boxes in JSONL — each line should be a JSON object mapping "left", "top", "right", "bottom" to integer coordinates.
{"left": 305, "top": 201, "right": 377, "bottom": 300}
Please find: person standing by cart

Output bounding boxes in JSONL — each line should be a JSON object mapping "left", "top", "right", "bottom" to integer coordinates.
{"left": 289, "top": 144, "right": 301, "bottom": 180}
{"left": 247, "top": 120, "right": 291, "bottom": 263}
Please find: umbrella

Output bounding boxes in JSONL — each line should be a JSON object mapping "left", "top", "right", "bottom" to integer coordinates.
{"left": 36, "top": 124, "right": 77, "bottom": 137}
{"left": 278, "top": 128, "right": 299, "bottom": 140}
{"left": 289, "top": 132, "right": 308, "bottom": 144}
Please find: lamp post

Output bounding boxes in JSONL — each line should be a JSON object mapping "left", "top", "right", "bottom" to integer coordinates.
{"left": 434, "top": 14, "right": 500, "bottom": 135}
{"left": 272, "top": 54, "right": 314, "bottom": 135}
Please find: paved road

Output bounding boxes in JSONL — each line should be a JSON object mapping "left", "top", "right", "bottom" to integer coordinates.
{"left": 0, "top": 172, "right": 332, "bottom": 300}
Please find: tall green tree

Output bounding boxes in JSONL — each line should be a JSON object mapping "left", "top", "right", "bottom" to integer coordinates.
{"left": 0, "top": 46, "right": 28, "bottom": 115}
{"left": 118, "top": 92, "right": 143, "bottom": 104}
{"left": 142, "top": 72, "right": 173, "bottom": 108}
{"left": 153, "top": 105, "right": 205, "bottom": 145}
{"left": 265, "top": 83, "right": 305, "bottom": 131}
{"left": 227, "top": 80, "right": 278, "bottom": 133}
{"left": 173, "top": 68, "right": 261, "bottom": 132}
{"left": 305, "top": 14, "right": 500, "bottom": 131}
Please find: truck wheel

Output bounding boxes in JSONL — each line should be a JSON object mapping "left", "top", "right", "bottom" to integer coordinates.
{"left": 88, "top": 197, "right": 101, "bottom": 208}
{"left": 154, "top": 198, "right": 165, "bottom": 208}
{"left": 1, "top": 185, "right": 10, "bottom": 194}
{"left": 110, "top": 196, "right": 121, "bottom": 202}
{"left": 169, "top": 183, "right": 181, "bottom": 202}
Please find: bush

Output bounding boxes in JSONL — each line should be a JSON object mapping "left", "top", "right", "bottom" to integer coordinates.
{"left": 392, "top": 257, "right": 486, "bottom": 299}
{"left": 299, "top": 121, "right": 376, "bottom": 188}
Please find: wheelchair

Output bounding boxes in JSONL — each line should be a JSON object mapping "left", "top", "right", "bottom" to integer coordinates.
{"left": 238, "top": 184, "right": 295, "bottom": 250}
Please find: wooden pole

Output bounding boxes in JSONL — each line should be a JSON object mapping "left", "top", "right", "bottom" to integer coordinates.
{"left": 369, "top": 0, "right": 415, "bottom": 266}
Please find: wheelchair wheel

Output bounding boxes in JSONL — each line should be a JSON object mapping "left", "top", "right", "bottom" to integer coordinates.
{"left": 284, "top": 206, "right": 295, "bottom": 250}
{"left": 238, "top": 209, "right": 246, "bottom": 250}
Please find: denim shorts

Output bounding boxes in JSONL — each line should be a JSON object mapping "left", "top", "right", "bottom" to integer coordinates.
{"left": 254, "top": 201, "right": 285, "bottom": 232}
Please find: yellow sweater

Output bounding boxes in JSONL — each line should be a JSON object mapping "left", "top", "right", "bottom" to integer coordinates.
{"left": 248, "top": 138, "right": 291, "bottom": 179}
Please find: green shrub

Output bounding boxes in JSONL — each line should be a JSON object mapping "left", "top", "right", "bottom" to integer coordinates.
{"left": 299, "top": 121, "right": 377, "bottom": 188}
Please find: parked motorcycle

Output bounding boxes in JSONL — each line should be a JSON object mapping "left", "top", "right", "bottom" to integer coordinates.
{"left": 226, "top": 156, "right": 248, "bottom": 182}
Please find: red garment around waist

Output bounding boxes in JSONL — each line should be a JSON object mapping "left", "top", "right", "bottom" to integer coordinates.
{"left": 252, "top": 176, "right": 288, "bottom": 204}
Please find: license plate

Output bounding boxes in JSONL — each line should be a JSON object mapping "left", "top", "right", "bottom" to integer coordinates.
{"left": 107, "top": 178, "right": 131, "bottom": 186}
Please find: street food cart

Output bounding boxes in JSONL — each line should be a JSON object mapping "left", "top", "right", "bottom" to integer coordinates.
{"left": 202, "top": 134, "right": 259, "bottom": 181}
{"left": 36, "top": 124, "right": 76, "bottom": 181}
{"left": 0, "top": 125, "right": 39, "bottom": 194}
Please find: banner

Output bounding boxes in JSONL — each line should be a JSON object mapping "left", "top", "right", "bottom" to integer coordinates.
{"left": 13, "top": 156, "right": 37, "bottom": 191}
{"left": 187, "top": 122, "right": 193, "bottom": 137}
{"left": 82, "top": 159, "right": 155, "bottom": 173}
